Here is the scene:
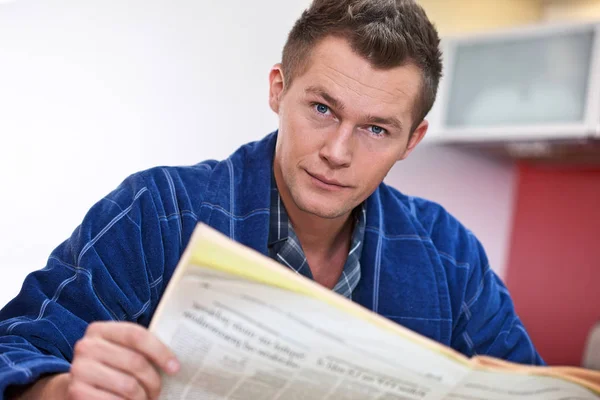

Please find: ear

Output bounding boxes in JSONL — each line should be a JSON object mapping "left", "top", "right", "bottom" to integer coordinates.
{"left": 269, "top": 64, "right": 285, "bottom": 114}
{"left": 398, "top": 119, "right": 428, "bottom": 161}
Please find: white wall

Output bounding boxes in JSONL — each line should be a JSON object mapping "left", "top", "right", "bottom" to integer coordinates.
{"left": 0, "top": 0, "right": 311, "bottom": 307}
{"left": 0, "top": 0, "right": 516, "bottom": 308}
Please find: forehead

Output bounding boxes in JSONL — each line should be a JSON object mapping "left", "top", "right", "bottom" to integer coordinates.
{"left": 294, "top": 36, "right": 422, "bottom": 111}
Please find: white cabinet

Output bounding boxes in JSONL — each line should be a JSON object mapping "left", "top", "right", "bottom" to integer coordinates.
{"left": 428, "top": 21, "right": 600, "bottom": 150}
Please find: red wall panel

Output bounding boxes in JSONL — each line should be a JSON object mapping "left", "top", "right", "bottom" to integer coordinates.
{"left": 505, "top": 164, "right": 600, "bottom": 366}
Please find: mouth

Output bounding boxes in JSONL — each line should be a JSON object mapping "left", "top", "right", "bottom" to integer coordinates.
{"left": 305, "top": 170, "right": 349, "bottom": 189}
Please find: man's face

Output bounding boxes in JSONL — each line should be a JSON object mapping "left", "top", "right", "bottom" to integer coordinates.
{"left": 269, "top": 36, "right": 428, "bottom": 220}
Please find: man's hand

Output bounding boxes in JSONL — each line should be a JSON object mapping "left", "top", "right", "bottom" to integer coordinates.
{"left": 15, "top": 321, "right": 180, "bottom": 400}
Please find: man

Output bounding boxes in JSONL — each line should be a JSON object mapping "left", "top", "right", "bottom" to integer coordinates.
{"left": 0, "top": 0, "right": 544, "bottom": 398}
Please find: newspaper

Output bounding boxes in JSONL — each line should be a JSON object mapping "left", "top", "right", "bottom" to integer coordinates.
{"left": 149, "top": 224, "right": 600, "bottom": 400}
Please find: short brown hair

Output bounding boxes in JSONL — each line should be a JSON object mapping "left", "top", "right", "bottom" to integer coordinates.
{"left": 282, "top": 0, "right": 442, "bottom": 132}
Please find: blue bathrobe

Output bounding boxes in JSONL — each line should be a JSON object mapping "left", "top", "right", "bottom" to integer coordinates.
{"left": 0, "top": 132, "right": 543, "bottom": 395}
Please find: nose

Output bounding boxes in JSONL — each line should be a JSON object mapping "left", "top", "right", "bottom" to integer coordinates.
{"left": 319, "top": 123, "right": 353, "bottom": 168}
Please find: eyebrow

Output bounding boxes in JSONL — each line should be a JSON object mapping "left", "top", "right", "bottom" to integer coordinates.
{"left": 304, "top": 86, "right": 346, "bottom": 110}
{"left": 304, "top": 85, "right": 404, "bottom": 132}
{"left": 366, "top": 115, "right": 404, "bottom": 132}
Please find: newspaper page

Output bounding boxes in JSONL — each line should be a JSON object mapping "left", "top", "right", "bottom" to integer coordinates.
{"left": 151, "top": 267, "right": 470, "bottom": 400}
{"left": 149, "top": 225, "right": 599, "bottom": 400}
{"left": 447, "top": 368, "right": 599, "bottom": 399}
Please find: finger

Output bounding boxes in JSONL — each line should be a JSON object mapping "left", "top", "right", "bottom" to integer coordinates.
{"left": 86, "top": 321, "right": 180, "bottom": 375}
{"left": 67, "top": 380, "right": 125, "bottom": 400}
{"left": 74, "top": 336, "right": 162, "bottom": 399}
{"left": 70, "top": 357, "right": 147, "bottom": 400}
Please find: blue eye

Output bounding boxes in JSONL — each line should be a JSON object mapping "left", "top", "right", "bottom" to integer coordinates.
{"left": 315, "top": 103, "right": 329, "bottom": 114}
{"left": 369, "top": 125, "right": 386, "bottom": 135}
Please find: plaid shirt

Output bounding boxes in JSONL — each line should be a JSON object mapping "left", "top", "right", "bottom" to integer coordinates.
{"left": 268, "top": 172, "right": 366, "bottom": 298}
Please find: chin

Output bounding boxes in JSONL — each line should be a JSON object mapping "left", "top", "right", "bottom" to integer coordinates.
{"left": 294, "top": 194, "right": 350, "bottom": 220}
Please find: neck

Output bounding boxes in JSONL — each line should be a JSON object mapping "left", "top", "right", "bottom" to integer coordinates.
{"left": 289, "top": 209, "right": 354, "bottom": 258}
{"left": 274, "top": 164, "right": 353, "bottom": 258}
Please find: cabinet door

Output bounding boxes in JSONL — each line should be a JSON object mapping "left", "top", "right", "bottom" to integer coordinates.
{"left": 434, "top": 23, "right": 600, "bottom": 142}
